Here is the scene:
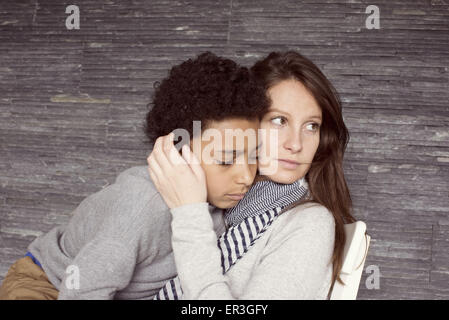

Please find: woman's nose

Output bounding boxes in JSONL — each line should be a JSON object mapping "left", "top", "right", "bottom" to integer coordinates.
{"left": 283, "top": 128, "right": 302, "bottom": 153}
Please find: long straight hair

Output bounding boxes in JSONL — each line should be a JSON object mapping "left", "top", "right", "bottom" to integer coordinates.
{"left": 251, "top": 51, "right": 356, "bottom": 295}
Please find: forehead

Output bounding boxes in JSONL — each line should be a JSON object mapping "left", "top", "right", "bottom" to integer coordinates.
{"left": 201, "top": 118, "right": 259, "bottom": 150}
{"left": 267, "top": 79, "right": 322, "bottom": 119}
{"left": 206, "top": 118, "right": 259, "bottom": 131}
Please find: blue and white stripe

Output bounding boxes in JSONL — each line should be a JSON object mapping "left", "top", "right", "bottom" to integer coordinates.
{"left": 224, "top": 177, "right": 308, "bottom": 227}
{"left": 220, "top": 207, "right": 280, "bottom": 273}
{"left": 154, "top": 277, "right": 182, "bottom": 300}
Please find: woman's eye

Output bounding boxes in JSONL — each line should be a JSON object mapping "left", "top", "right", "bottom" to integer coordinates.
{"left": 306, "top": 122, "right": 320, "bottom": 132}
{"left": 271, "top": 116, "right": 287, "bottom": 126}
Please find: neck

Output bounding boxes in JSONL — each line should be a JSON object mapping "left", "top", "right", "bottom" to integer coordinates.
{"left": 254, "top": 174, "right": 270, "bottom": 183}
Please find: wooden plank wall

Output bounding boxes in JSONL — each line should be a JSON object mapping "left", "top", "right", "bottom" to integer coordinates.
{"left": 1, "top": 0, "right": 448, "bottom": 299}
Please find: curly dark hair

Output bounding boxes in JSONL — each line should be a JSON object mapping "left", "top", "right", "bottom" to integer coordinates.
{"left": 143, "top": 52, "right": 270, "bottom": 146}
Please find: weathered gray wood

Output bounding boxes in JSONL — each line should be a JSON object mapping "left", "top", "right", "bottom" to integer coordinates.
{"left": 1, "top": 0, "right": 448, "bottom": 299}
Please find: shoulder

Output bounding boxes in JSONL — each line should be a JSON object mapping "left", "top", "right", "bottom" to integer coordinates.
{"left": 290, "top": 202, "right": 335, "bottom": 225}
{"left": 113, "top": 167, "right": 173, "bottom": 256}
{"left": 91, "top": 165, "right": 166, "bottom": 212}
{"left": 270, "top": 202, "right": 335, "bottom": 240}
{"left": 68, "top": 165, "right": 161, "bottom": 216}
{"left": 115, "top": 164, "right": 167, "bottom": 209}
{"left": 97, "top": 166, "right": 169, "bottom": 233}
{"left": 112, "top": 165, "right": 161, "bottom": 201}
{"left": 115, "top": 165, "right": 153, "bottom": 186}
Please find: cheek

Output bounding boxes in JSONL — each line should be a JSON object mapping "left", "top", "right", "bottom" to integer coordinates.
{"left": 305, "top": 136, "right": 320, "bottom": 159}
{"left": 259, "top": 128, "right": 283, "bottom": 158}
{"left": 204, "top": 168, "right": 230, "bottom": 196}
{"left": 202, "top": 165, "right": 216, "bottom": 191}
{"left": 249, "top": 163, "right": 258, "bottom": 176}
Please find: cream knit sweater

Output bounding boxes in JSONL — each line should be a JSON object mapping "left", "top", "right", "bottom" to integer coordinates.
{"left": 170, "top": 201, "right": 335, "bottom": 299}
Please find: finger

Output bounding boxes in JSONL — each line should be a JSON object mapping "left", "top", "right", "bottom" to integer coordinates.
{"left": 163, "top": 132, "right": 176, "bottom": 163}
{"left": 181, "top": 143, "right": 201, "bottom": 165}
{"left": 164, "top": 133, "right": 189, "bottom": 168}
{"left": 147, "top": 151, "right": 163, "bottom": 184}
{"left": 182, "top": 144, "right": 204, "bottom": 180}
{"left": 147, "top": 165, "right": 159, "bottom": 186}
{"left": 147, "top": 147, "right": 157, "bottom": 167}
{"left": 181, "top": 144, "right": 192, "bottom": 164}
{"left": 152, "top": 135, "right": 173, "bottom": 173}
{"left": 155, "top": 134, "right": 192, "bottom": 179}
{"left": 146, "top": 151, "right": 151, "bottom": 166}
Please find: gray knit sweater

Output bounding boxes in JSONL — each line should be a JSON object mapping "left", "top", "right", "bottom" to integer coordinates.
{"left": 28, "top": 165, "right": 335, "bottom": 300}
{"left": 27, "top": 166, "right": 226, "bottom": 299}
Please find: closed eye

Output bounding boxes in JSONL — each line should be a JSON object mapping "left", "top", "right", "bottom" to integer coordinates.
{"left": 216, "top": 160, "right": 233, "bottom": 166}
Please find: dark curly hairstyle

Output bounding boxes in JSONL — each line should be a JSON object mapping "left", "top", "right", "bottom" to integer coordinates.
{"left": 143, "top": 52, "right": 270, "bottom": 146}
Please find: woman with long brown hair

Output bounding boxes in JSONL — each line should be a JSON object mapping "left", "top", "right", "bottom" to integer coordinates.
{"left": 148, "top": 50, "right": 356, "bottom": 299}
{"left": 251, "top": 51, "right": 357, "bottom": 295}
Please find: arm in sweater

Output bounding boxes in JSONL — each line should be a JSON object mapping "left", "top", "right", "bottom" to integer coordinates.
{"left": 58, "top": 235, "right": 137, "bottom": 299}
{"left": 57, "top": 167, "right": 169, "bottom": 300}
{"left": 170, "top": 202, "right": 335, "bottom": 299}
{"left": 57, "top": 193, "right": 165, "bottom": 300}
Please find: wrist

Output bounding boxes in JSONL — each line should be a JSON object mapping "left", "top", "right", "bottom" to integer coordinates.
{"left": 170, "top": 202, "right": 213, "bottom": 228}
{"left": 171, "top": 201, "right": 209, "bottom": 213}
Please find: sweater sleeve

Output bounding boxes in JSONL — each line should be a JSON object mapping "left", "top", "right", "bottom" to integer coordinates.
{"left": 170, "top": 202, "right": 233, "bottom": 300}
{"left": 170, "top": 202, "right": 335, "bottom": 300}
{"left": 58, "top": 235, "right": 138, "bottom": 300}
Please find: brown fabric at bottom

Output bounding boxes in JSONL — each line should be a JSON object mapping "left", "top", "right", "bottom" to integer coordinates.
{"left": 0, "top": 256, "right": 58, "bottom": 300}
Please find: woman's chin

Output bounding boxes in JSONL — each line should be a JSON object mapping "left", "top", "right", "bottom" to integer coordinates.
{"left": 263, "top": 170, "right": 304, "bottom": 185}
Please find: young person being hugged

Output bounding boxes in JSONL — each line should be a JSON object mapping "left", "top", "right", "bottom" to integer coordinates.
{"left": 0, "top": 52, "right": 269, "bottom": 300}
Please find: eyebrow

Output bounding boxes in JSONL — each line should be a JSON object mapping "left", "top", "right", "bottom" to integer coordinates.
{"left": 268, "top": 108, "right": 322, "bottom": 121}
{"left": 217, "top": 142, "right": 262, "bottom": 155}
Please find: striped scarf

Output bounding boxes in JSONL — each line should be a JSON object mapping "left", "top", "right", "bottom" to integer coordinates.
{"left": 154, "top": 177, "right": 309, "bottom": 300}
{"left": 224, "top": 177, "right": 309, "bottom": 227}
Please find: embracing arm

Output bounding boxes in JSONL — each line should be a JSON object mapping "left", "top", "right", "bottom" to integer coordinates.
{"left": 170, "top": 202, "right": 335, "bottom": 300}
{"left": 147, "top": 133, "right": 335, "bottom": 299}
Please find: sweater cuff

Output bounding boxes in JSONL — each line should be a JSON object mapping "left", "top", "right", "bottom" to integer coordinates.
{"left": 170, "top": 202, "right": 214, "bottom": 232}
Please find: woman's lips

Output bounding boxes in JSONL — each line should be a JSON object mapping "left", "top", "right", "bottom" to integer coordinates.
{"left": 226, "top": 193, "right": 246, "bottom": 201}
{"left": 277, "top": 159, "right": 300, "bottom": 169}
